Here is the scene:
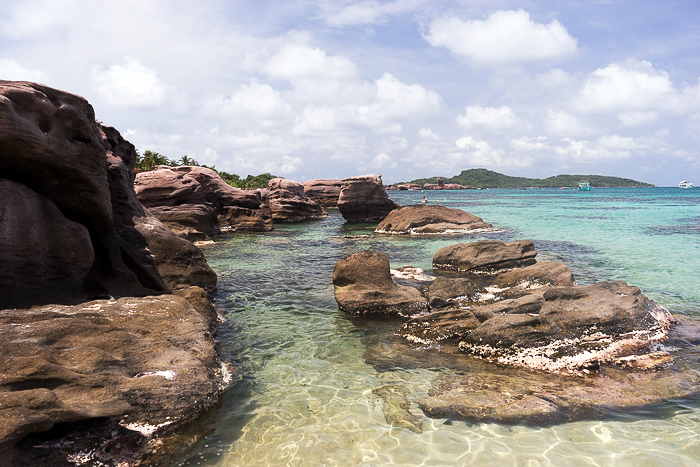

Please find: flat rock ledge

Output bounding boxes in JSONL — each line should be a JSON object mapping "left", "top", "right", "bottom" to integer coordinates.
{"left": 375, "top": 204, "right": 497, "bottom": 235}
{"left": 1, "top": 294, "right": 230, "bottom": 466}
{"left": 334, "top": 238, "right": 689, "bottom": 425}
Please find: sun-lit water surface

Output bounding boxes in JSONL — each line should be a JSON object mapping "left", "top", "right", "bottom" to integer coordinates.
{"left": 175, "top": 187, "right": 700, "bottom": 466}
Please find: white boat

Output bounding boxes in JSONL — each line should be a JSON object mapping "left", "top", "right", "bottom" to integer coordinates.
{"left": 679, "top": 180, "right": 693, "bottom": 189}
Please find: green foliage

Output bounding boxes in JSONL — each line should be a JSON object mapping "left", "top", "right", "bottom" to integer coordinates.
{"left": 404, "top": 168, "right": 654, "bottom": 188}
{"left": 134, "top": 150, "right": 200, "bottom": 170}
{"left": 134, "top": 149, "right": 275, "bottom": 189}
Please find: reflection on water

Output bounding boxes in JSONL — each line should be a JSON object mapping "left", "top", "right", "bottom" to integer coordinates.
{"left": 174, "top": 188, "right": 700, "bottom": 466}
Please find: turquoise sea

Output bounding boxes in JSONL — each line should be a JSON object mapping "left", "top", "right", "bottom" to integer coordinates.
{"left": 175, "top": 187, "right": 700, "bottom": 466}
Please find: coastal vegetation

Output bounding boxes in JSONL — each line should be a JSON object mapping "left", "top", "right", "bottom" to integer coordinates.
{"left": 134, "top": 150, "right": 275, "bottom": 189}
{"left": 403, "top": 168, "right": 654, "bottom": 188}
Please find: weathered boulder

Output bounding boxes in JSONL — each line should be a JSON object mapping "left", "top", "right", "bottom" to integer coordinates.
{"left": 0, "top": 179, "right": 95, "bottom": 308}
{"left": 135, "top": 166, "right": 272, "bottom": 231}
{"left": 459, "top": 281, "right": 674, "bottom": 374}
{"left": 0, "top": 81, "right": 172, "bottom": 302}
{"left": 0, "top": 296, "right": 229, "bottom": 464}
{"left": 148, "top": 204, "right": 219, "bottom": 241}
{"left": 337, "top": 174, "right": 399, "bottom": 223}
{"left": 333, "top": 250, "right": 428, "bottom": 317}
{"left": 265, "top": 178, "right": 326, "bottom": 222}
{"left": 301, "top": 179, "right": 342, "bottom": 207}
{"left": 375, "top": 204, "right": 495, "bottom": 234}
{"left": 423, "top": 276, "right": 485, "bottom": 309}
{"left": 433, "top": 240, "right": 537, "bottom": 273}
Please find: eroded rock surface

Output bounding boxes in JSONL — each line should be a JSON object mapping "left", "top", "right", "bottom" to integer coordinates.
{"left": 375, "top": 204, "right": 495, "bottom": 234}
{"left": 0, "top": 295, "right": 229, "bottom": 464}
{"left": 265, "top": 178, "right": 326, "bottom": 222}
{"left": 135, "top": 165, "right": 272, "bottom": 232}
{"left": 433, "top": 240, "right": 537, "bottom": 273}
{"left": 333, "top": 250, "right": 428, "bottom": 317}
{"left": 337, "top": 174, "right": 399, "bottom": 223}
{"left": 148, "top": 204, "right": 219, "bottom": 241}
{"left": 301, "top": 179, "right": 342, "bottom": 207}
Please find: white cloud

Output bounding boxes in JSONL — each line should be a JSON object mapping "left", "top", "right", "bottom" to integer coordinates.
{"left": 371, "top": 152, "right": 398, "bottom": 168}
{"left": 418, "top": 127, "right": 441, "bottom": 140}
{"left": 511, "top": 136, "right": 549, "bottom": 151}
{"left": 380, "top": 136, "right": 408, "bottom": 152}
{"left": 596, "top": 134, "right": 648, "bottom": 150}
{"left": 571, "top": 59, "right": 682, "bottom": 114}
{"left": 456, "top": 105, "right": 529, "bottom": 131}
{"left": 425, "top": 10, "right": 577, "bottom": 66}
{"left": 202, "top": 79, "right": 292, "bottom": 128}
{"left": 0, "top": 58, "right": 50, "bottom": 83}
{"left": 618, "top": 111, "right": 658, "bottom": 126}
{"left": 321, "top": 0, "right": 422, "bottom": 26}
{"left": 455, "top": 136, "right": 504, "bottom": 165}
{"left": 91, "top": 56, "right": 167, "bottom": 108}
{"left": 266, "top": 44, "right": 357, "bottom": 82}
{"left": 545, "top": 109, "right": 590, "bottom": 136}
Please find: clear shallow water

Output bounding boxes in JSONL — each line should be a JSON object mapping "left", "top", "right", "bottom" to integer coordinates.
{"left": 175, "top": 188, "right": 700, "bottom": 466}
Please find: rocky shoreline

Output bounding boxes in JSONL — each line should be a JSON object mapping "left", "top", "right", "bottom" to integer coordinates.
{"left": 1, "top": 79, "right": 697, "bottom": 463}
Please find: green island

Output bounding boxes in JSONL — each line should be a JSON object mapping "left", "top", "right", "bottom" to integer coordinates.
{"left": 400, "top": 168, "right": 654, "bottom": 188}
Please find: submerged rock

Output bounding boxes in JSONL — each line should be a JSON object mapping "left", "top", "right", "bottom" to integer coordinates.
{"left": 337, "top": 174, "right": 399, "bottom": 223}
{"left": 265, "top": 177, "right": 326, "bottom": 222}
{"left": 375, "top": 204, "right": 495, "bottom": 234}
{"left": 333, "top": 250, "right": 428, "bottom": 317}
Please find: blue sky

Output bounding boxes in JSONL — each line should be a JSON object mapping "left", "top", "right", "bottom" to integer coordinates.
{"left": 2, "top": 0, "right": 700, "bottom": 186}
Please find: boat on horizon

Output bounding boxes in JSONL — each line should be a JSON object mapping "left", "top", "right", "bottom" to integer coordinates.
{"left": 578, "top": 180, "right": 591, "bottom": 191}
{"left": 679, "top": 180, "right": 693, "bottom": 189}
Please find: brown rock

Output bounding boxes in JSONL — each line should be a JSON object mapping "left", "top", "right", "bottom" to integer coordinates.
{"left": 0, "top": 180, "right": 95, "bottom": 308}
{"left": 337, "top": 174, "right": 399, "bottom": 223}
{"left": 0, "top": 80, "right": 171, "bottom": 301}
{"left": 301, "top": 179, "right": 342, "bottom": 206}
{"left": 0, "top": 296, "right": 229, "bottom": 463}
{"left": 433, "top": 240, "right": 537, "bottom": 273}
{"left": 265, "top": 178, "right": 326, "bottom": 222}
{"left": 148, "top": 204, "right": 219, "bottom": 241}
{"left": 375, "top": 204, "right": 495, "bottom": 234}
{"left": 333, "top": 250, "right": 428, "bottom": 317}
{"left": 459, "top": 281, "right": 674, "bottom": 374}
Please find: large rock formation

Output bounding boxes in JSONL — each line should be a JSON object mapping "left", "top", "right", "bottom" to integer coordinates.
{"left": 265, "top": 177, "right": 326, "bottom": 222}
{"left": 333, "top": 250, "right": 428, "bottom": 317}
{"left": 0, "top": 295, "right": 228, "bottom": 465}
{"left": 135, "top": 165, "right": 272, "bottom": 233}
{"left": 0, "top": 80, "right": 215, "bottom": 306}
{"left": 301, "top": 179, "right": 342, "bottom": 207}
{"left": 0, "top": 80, "right": 222, "bottom": 463}
{"left": 337, "top": 174, "right": 399, "bottom": 223}
{"left": 375, "top": 204, "right": 496, "bottom": 234}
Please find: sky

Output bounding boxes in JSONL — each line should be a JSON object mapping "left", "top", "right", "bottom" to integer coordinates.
{"left": 2, "top": 0, "right": 700, "bottom": 186}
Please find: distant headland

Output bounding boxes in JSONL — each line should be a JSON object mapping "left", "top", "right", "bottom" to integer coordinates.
{"left": 391, "top": 168, "right": 654, "bottom": 190}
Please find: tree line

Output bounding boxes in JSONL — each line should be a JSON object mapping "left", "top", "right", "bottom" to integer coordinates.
{"left": 134, "top": 150, "right": 275, "bottom": 190}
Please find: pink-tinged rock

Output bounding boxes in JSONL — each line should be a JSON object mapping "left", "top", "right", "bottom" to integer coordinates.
{"left": 433, "top": 240, "right": 537, "bottom": 273}
{"left": 301, "top": 179, "right": 342, "bottom": 206}
{"left": 375, "top": 204, "right": 495, "bottom": 235}
{"left": 266, "top": 178, "right": 326, "bottom": 222}
{"left": 337, "top": 174, "right": 399, "bottom": 223}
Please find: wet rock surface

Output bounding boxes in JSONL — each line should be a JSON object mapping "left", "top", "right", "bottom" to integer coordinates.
{"left": 336, "top": 236, "right": 688, "bottom": 425}
{"left": 337, "top": 174, "right": 399, "bottom": 223}
{"left": 363, "top": 318, "right": 700, "bottom": 425}
{"left": 0, "top": 294, "right": 229, "bottom": 464}
{"left": 333, "top": 250, "right": 428, "bottom": 317}
{"left": 265, "top": 178, "right": 326, "bottom": 222}
{"left": 375, "top": 204, "right": 495, "bottom": 234}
